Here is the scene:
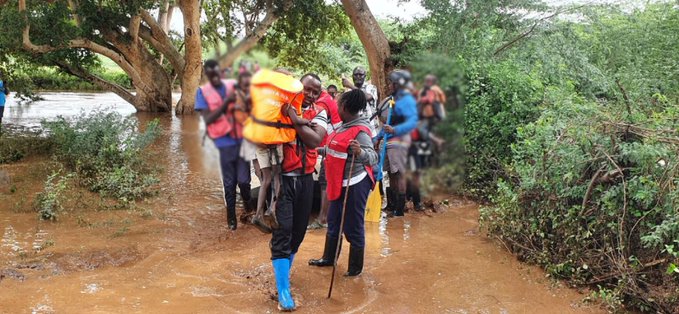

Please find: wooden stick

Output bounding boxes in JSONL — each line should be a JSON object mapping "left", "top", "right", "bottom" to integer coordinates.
{"left": 328, "top": 154, "right": 356, "bottom": 299}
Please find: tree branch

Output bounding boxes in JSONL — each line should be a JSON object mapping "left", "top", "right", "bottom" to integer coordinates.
{"left": 219, "top": 0, "right": 290, "bottom": 67}
{"left": 129, "top": 15, "right": 142, "bottom": 44}
{"left": 493, "top": 7, "right": 584, "bottom": 56}
{"left": 140, "top": 10, "right": 185, "bottom": 76}
{"left": 55, "top": 61, "right": 136, "bottom": 105}
{"left": 18, "top": 0, "right": 145, "bottom": 86}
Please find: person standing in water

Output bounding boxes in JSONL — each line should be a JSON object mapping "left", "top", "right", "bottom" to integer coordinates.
{"left": 379, "top": 70, "right": 418, "bottom": 217}
{"left": 195, "top": 60, "right": 252, "bottom": 230}
{"left": 308, "top": 88, "right": 378, "bottom": 277}
{"left": 0, "top": 73, "right": 9, "bottom": 128}
{"left": 269, "top": 73, "right": 327, "bottom": 311}
{"left": 308, "top": 84, "right": 342, "bottom": 230}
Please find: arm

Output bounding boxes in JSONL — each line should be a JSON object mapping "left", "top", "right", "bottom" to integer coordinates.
{"left": 295, "top": 123, "right": 326, "bottom": 149}
{"left": 392, "top": 98, "right": 418, "bottom": 137}
{"left": 353, "top": 132, "right": 378, "bottom": 166}
{"left": 366, "top": 85, "right": 377, "bottom": 104}
{"left": 293, "top": 109, "right": 327, "bottom": 149}
{"left": 3, "top": 82, "right": 8, "bottom": 95}
{"left": 197, "top": 89, "right": 232, "bottom": 125}
{"left": 342, "top": 77, "right": 357, "bottom": 90}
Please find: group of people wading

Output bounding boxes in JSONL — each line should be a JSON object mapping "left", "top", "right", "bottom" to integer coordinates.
{"left": 196, "top": 60, "right": 445, "bottom": 311}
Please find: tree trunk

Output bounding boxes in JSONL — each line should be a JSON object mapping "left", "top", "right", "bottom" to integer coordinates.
{"left": 340, "top": 0, "right": 392, "bottom": 100}
{"left": 175, "top": 0, "right": 203, "bottom": 115}
{"left": 102, "top": 29, "right": 173, "bottom": 112}
{"left": 134, "top": 54, "right": 173, "bottom": 112}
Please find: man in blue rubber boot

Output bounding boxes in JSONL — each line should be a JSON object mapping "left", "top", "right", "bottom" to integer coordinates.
{"left": 271, "top": 73, "right": 328, "bottom": 311}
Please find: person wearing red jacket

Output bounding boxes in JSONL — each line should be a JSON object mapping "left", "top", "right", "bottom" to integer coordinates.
{"left": 308, "top": 88, "right": 378, "bottom": 276}
{"left": 308, "top": 88, "right": 342, "bottom": 230}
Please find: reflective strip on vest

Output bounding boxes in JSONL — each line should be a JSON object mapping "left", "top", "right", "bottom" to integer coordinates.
{"left": 326, "top": 147, "right": 348, "bottom": 160}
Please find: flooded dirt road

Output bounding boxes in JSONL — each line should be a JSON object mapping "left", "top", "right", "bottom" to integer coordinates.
{"left": 0, "top": 94, "right": 602, "bottom": 313}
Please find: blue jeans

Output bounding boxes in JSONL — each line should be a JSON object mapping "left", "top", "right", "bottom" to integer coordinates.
{"left": 218, "top": 144, "right": 251, "bottom": 221}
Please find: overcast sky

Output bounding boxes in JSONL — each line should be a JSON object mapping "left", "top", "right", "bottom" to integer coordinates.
{"left": 171, "top": 0, "right": 658, "bottom": 33}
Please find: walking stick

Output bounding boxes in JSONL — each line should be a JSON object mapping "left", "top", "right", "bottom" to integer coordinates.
{"left": 327, "top": 153, "right": 356, "bottom": 299}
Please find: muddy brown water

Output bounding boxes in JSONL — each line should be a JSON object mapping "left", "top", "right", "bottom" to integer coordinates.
{"left": 0, "top": 93, "right": 603, "bottom": 313}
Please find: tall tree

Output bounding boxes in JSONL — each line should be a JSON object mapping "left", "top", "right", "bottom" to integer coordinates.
{"left": 4, "top": 0, "right": 201, "bottom": 113}
{"left": 340, "top": 0, "right": 391, "bottom": 99}
{"left": 202, "top": 0, "right": 293, "bottom": 68}
{"left": 202, "top": 0, "right": 350, "bottom": 76}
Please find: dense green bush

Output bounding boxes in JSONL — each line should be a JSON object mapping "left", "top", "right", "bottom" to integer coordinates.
{"left": 480, "top": 88, "right": 679, "bottom": 311}
{"left": 42, "top": 111, "right": 160, "bottom": 204}
{"left": 463, "top": 61, "right": 545, "bottom": 199}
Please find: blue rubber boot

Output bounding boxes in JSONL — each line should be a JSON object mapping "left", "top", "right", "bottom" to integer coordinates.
{"left": 272, "top": 258, "right": 295, "bottom": 311}
{"left": 288, "top": 253, "right": 296, "bottom": 281}
{"left": 289, "top": 253, "right": 296, "bottom": 268}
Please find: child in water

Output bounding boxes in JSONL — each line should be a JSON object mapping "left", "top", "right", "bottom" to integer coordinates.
{"left": 308, "top": 89, "right": 378, "bottom": 276}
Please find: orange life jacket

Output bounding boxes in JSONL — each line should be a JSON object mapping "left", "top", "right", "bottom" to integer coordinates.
{"left": 243, "top": 69, "right": 304, "bottom": 145}
{"left": 282, "top": 104, "right": 324, "bottom": 174}
{"left": 201, "top": 79, "right": 241, "bottom": 139}
{"left": 325, "top": 124, "right": 375, "bottom": 201}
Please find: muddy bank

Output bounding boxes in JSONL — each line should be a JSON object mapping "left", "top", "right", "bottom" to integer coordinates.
{"left": 1, "top": 191, "right": 601, "bottom": 313}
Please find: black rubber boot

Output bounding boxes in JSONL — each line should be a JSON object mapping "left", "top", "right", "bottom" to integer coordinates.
{"left": 308, "top": 236, "right": 340, "bottom": 267}
{"left": 412, "top": 187, "right": 423, "bottom": 211}
{"left": 394, "top": 193, "right": 406, "bottom": 217}
{"left": 385, "top": 187, "right": 395, "bottom": 213}
{"left": 344, "top": 246, "right": 364, "bottom": 277}
{"left": 227, "top": 207, "right": 237, "bottom": 230}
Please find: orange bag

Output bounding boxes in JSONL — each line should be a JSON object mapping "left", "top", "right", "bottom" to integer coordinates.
{"left": 243, "top": 69, "right": 304, "bottom": 145}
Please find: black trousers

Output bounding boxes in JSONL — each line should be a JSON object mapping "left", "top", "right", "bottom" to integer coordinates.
{"left": 327, "top": 176, "right": 372, "bottom": 248}
{"left": 270, "top": 174, "right": 314, "bottom": 260}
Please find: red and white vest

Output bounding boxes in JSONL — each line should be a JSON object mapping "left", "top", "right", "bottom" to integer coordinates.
{"left": 282, "top": 104, "right": 324, "bottom": 174}
{"left": 316, "top": 91, "right": 342, "bottom": 144}
{"left": 325, "top": 124, "right": 375, "bottom": 201}
{"left": 200, "top": 79, "right": 242, "bottom": 139}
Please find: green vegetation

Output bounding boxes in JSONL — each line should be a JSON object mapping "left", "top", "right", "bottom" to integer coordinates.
{"left": 34, "top": 169, "right": 72, "bottom": 221}
{"left": 24, "top": 111, "right": 162, "bottom": 220}
{"left": 336, "top": 0, "right": 679, "bottom": 311}
{"left": 43, "top": 111, "right": 161, "bottom": 203}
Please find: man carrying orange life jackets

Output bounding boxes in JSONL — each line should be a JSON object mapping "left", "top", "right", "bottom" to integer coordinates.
{"left": 270, "top": 73, "right": 328, "bottom": 311}
{"left": 196, "top": 59, "right": 252, "bottom": 230}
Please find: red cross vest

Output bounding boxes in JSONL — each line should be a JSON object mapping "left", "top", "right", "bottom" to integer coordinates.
{"left": 316, "top": 91, "right": 341, "bottom": 146}
{"left": 200, "top": 79, "right": 241, "bottom": 139}
{"left": 281, "top": 104, "right": 324, "bottom": 174}
{"left": 325, "top": 124, "right": 375, "bottom": 201}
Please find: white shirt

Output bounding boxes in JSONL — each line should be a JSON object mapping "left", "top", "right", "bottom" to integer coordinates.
{"left": 359, "top": 84, "right": 379, "bottom": 137}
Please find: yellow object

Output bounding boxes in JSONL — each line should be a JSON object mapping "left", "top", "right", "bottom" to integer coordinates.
{"left": 365, "top": 186, "right": 382, "bottom": 222}
{"left": 243, "top": 69, "right": 304, "bottom": 145}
